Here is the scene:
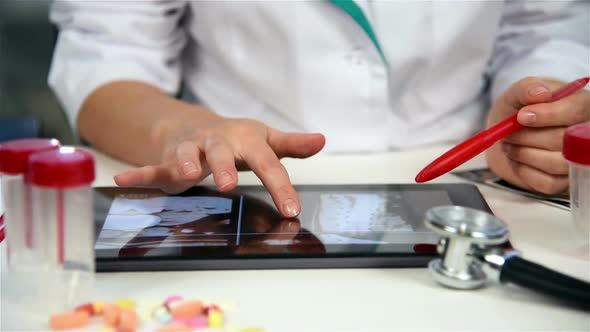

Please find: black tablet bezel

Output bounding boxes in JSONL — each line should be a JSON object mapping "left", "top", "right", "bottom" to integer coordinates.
{"left": 94, "top": 183, "right": 492, "bottom": 272}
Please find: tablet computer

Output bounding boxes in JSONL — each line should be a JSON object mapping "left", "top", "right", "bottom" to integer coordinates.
{"left": 94, "top": 184, "right": 492, "bottom": 272}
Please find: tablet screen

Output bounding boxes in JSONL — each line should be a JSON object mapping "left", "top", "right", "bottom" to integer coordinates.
{"left": 94, "top": 185, "right": 473, "bottom": 260}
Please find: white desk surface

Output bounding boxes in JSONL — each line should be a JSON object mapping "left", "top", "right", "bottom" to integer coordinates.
{"left": 2, "top": 145, "right": 589, "bottom": 331}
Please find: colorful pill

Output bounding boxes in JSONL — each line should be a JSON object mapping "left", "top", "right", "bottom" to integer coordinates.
{"left": 93, "top": 301, "right": 106, "bottom": 315}
{"left": 164, "top": 295, "right": 184, "bottom": 307}
{"left": 155, "top": 324, "right": 192, "bottom": 332}
{"left": 170, "top": 300, "right": 203, "bottom": 318}
{"left": 208, "top": 310, "right": 224, "bottom": 329}
{"left": 98, "top": 328, "right": 115, "bottom": 332}
{"left": 190, "top": 315, "right": 210, "bottom": 328}
{"left": 103, "top": 304, "right": 121, "bottom": 326}
{"left": 114, "top": 298, "right": 136, "bottom": 310}
{"left": 119, "top": 310, "right": 139, "bottom": 332}
{"left": 203, "top": 304, "right": 222, "bottom": 315}
{"left": 154, "top": 307, "right": 173, "bottom": 324}
{"left": 74, "top": 303, "right": 94, "bottom": 316}
{"left": 49, "top": 311, "right": 90, "bottom": 330}
{"left": 173, "top": 315, "right": 209, "bottom": 329}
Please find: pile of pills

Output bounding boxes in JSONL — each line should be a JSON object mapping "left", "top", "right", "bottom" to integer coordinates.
{"left": 49, "top": 296, "right": 261, "bottom": 332}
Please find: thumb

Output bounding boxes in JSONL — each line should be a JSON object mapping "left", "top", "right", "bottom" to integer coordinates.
{"left": 503, "top": 77, "right": 553, "bottom": 110}
{"left": 267, "top": 129, "right": 326, "bottom": 159}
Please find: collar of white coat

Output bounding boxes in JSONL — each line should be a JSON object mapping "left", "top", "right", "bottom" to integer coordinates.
{"left": 330, "top": 0, "right": 387, "bottom": 65}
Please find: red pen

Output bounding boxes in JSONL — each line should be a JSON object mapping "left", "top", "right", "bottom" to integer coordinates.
{"left": 415, "top": 76, "right": 590, "bottom": 183}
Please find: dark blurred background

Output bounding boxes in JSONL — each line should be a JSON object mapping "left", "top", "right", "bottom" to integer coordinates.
{"left": 0, "top": 0, "right": 76, "bottom": 144}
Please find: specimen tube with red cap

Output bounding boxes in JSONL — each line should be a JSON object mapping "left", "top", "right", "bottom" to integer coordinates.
{"left": 27, "top": 147, "right": 96, "bottom": 314}
{"left": 563, "top": 123, "right": 590, "bottom": 245}
{"left": 0, "top": 139, "right": 60, "bottom": 312}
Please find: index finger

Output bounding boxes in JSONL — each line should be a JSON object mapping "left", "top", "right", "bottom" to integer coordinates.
{"left": 517, "top": 91, "right": 590, "bottom": 127}
{"left": 242, "top": 143, "right": 301, "bottom": 218}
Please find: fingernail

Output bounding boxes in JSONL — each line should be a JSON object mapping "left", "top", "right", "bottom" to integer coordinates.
{"left": 518, "top": 111, "right": 536, "bottom": 125}
{"left": 528, "top": 86, "right": 550, "bottom": 97}
{"left": 282, "top": 199, "right": 299, "bottom": 218}
{"left": 181, "top": 161, "right": 198, "bottom": 175}
{"left": 114, "top": 170, "right": 133, "bottom": 185}
{"left": 217, "top": 171, "right": 234, "bottom": 189}
{"left": 113, "top": 174, "right": 126, "bottom": 184}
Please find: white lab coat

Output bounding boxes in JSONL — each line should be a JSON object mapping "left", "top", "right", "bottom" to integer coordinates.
{"left": 48, "top": 0, "right": 589, "bottom": 153}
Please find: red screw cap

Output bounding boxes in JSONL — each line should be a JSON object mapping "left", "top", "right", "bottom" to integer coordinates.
{"left": 27, "top": 147, "right": 95, "bottom": 188}
{"left": 563, "top": 123, "right": 590, "bottom": 166}
{"left": 0, "top": 139, "right": 60, "bottom": 175}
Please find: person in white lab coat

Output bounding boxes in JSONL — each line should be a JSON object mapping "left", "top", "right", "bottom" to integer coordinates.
{"left": 48, "top": 1, "right": 590, "bottom": 218}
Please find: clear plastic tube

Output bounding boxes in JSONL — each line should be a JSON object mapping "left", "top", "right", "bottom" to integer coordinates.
{"left": 570, "top": 162, "right": 590, "bottom": 244}
{"left": 1, "top": 174, "right": 48, "bottom": 314}
{"left": 32, "top": 185, "right": 95, "bottom": 314}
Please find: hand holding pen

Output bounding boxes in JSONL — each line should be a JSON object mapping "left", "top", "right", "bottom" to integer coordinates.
{"left": 417, "top": 76, "right": 590, "bottom": 194}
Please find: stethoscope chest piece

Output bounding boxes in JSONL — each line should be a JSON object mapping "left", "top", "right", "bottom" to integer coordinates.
{"left": 424, "top": 205, "right": 590, "bottom": 310}
{"left": 425, "top": 206, "right": 509, "bottom": 289}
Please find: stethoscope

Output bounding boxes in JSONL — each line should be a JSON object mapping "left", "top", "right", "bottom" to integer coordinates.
{"left": 423, "top": 206, "right": 590, "bottom": 310}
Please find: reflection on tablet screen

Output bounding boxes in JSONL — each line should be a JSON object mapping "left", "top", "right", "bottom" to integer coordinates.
{"left": 95, "top": 188, "right": 452, "bottom": 256}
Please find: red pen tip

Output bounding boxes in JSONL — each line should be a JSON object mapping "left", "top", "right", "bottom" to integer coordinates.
{"left": 581, "top": 77, "right": 590, "bottom": 85}
{"left": 415, "top": 172, "right": 427, "bottom": 183}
